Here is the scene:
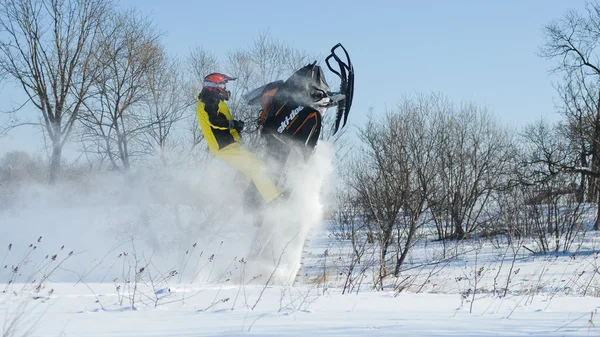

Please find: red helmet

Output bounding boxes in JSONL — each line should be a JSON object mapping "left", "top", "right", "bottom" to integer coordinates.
{"left": 203, "top": 73, "right": 237, "bottom": 100}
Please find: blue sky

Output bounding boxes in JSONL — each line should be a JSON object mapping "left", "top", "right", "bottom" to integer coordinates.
{"left": 0, "top": 0, "right": 591, "bottom": 155}
{"left": 114, "top": 0, "right": 587, "bottom": 126}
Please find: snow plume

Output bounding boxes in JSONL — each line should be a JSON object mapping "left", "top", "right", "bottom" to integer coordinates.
{"left": 0, "top": 143, "right": 334, "bottom": 287}
{"left": 0, "top": 157, "right": 246, "bottom": 285}
{"left": 244, "top": 141, "right": 335, "bottom": 285}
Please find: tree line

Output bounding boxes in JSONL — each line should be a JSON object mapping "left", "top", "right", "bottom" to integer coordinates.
{"left": 328, "top": 2, "right": 600, "bottom": 286}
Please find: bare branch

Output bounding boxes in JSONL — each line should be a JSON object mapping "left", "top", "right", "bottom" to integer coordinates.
{"left": 0, "top": 0, "right": 112, "bottom": 182}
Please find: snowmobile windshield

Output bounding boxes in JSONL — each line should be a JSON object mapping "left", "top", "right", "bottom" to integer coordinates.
{"left": 242, "top": 80, "right": 284, "bottom": 107}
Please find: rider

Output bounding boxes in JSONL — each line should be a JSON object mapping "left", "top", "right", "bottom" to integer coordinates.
{"left": 196, "top": 72, "right": 281, "bottom": 205}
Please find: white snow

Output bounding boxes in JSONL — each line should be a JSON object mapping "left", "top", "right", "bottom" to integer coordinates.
{"left": 1, "top": 142, "right": 599, "bottom": 336}
{"left": 3, "top": 283, "right": 600, "bottom": 336}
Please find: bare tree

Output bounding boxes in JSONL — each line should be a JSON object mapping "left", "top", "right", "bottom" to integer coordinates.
{"left": 330, "top": 186, "right": 372, "bottom": 295}
{"left": 539, "top": 2, "right": 600, "bottom": 230}
{"left": 554, "top": 70, "right": 597, "bottom": 202}
{"left": 518, "top": 119, "right": 589, "bottom": 250}
{"left": 520, "top": 120, "right": 576, "bottom": 182}
{"left": 349, "top": 95, "right": 439, "bottom": 289}
{"left": 137, "top": 55, "right": 194, "bottom": 165}
{"left": 0, "top": 0, "right": 111, "bottom": 182}
{"left": 77, "top": 9, "right": 162, "bottom": 171}
{"left": 0, "top": 150, "right": 44, "bottom": 186}
{"left": 189, "top": 47, "right": 220, "bottom": 86}
{"left": 429, "top": 100, "right": 516, "bottom": 240}
{"left": 388, "top": 98, "right": 438, "bottom": 278}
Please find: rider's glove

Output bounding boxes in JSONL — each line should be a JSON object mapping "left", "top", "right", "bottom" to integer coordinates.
{"left": 230, "top": 119, "right": 245, "bottom": 132}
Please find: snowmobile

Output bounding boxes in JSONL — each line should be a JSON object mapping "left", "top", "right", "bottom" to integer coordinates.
{"left": 241, "top": 43, "right": 354, "bottom": 210}
{"left": 240, "top": 43, "right": 354, "bottom": 282}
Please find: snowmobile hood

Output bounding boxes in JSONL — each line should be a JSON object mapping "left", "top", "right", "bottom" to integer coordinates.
{"left": 281, "top": 62, "right": 332, "bottom": 110}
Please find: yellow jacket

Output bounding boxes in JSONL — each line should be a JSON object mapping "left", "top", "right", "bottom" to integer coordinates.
{"left": 196, "top": 93, "right": 240, "bottom": 154}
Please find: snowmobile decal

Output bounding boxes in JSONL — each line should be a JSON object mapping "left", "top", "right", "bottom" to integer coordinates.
{"left": 277, "top": 105, "right": 304, "bottom": 133}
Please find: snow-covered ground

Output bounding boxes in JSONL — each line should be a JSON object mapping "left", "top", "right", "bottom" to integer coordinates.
{"left": 1, "top": 145, "right": 599, "bottom": 336}
{"left": 1, "top": 227, "right": 599, "bottom": 337}
{"left": 2, "top": 282, "right": 600, "bottom": 336}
